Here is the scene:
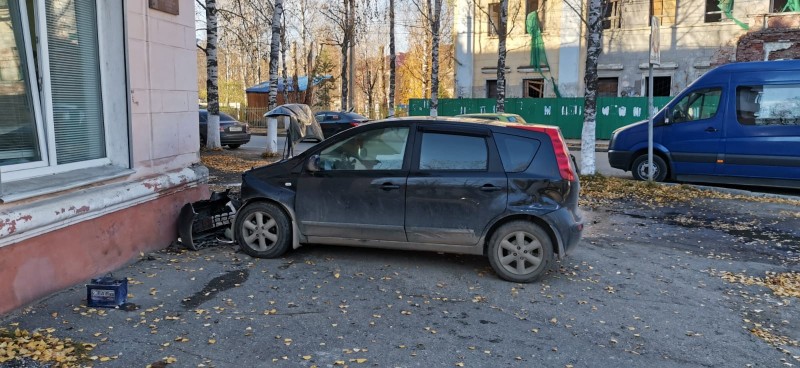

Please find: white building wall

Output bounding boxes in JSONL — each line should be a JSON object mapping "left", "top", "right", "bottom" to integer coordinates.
{"left": 127, "top": 0, "right": 200, "bottom": 178}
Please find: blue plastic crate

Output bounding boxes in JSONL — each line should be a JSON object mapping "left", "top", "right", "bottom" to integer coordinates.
{"left": 86, "top": 277, "right": 128, "bottom": 308}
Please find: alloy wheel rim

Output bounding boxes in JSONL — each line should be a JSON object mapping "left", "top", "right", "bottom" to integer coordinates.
{"left": 497, "top": 231, "right": 543, "bottom": 275}
{"left": 241, "top": 211, "right": 279, "bottom": 251}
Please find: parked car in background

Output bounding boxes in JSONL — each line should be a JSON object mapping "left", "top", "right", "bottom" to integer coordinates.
{"left": 608, "top": 60, "right": 800, "bottom": 188}
{"left": 199, "top": 110, "right": 251, "bottom": 149}
{"left": 314, "top": 111, "right": 370, "bottom": 139}
{"left": 457, "top": 113, "right": 528, "bottom": 124}
{"left": 234, "top": 117, "right": 583, "bottom": 283}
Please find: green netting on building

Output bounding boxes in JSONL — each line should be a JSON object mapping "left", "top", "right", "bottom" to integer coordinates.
{"left": 526, "top": 12, "right": 562, "bottom": 98}
{"left": 783, "top": 0, "right": 800, "bottom": 12}
{"left": 718, "top": 0, "right": 749, "bottom": 30}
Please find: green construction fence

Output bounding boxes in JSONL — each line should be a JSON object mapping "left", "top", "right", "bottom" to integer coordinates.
{"left": 409, "top": 97, "right": 674, "bottom": 139}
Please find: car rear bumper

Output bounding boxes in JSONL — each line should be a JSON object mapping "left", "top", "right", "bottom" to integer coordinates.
{"left": 543, "top": 207, "right": 583, "bottom": 258}
{"left": 608, "top": 150, "right": 633, "bottom": 171}
{"left": 221, "top": 133, "right": 251, "bottom": 145}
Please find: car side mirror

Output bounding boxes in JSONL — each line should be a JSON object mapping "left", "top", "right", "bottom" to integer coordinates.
{"left": 306, "top": 154, "right": 321, "bottom": 172}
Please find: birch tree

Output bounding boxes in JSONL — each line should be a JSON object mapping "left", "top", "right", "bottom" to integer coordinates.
{"left": 429, "top": 0, "right": 443, "bottom": 117}
{"left": 269, "top": 0, "right": 283, "bottom": 111}
{"left": 388, "top": 0, "right": 396, "bottom": 117}
{"left": 203, "top": 0, "right": 222, "bottom": 149}
{"left": 266, "top": 0, "right": 284, "bottom": 156}
{"left": 495, "top": 0, "right": 508, "bottom": 112}
{"left": 581, "top": 0, "right": 604, "bottom": 174}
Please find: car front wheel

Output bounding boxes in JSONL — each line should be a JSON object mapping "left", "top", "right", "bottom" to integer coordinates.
{"left": 631, "top": 154, "right": 668, "bottom": 182}
{"left": 234, "top": 202, "right": 291, "bottom": 258}
{"left": 488, "top": 221, "right": 553, "bottom": 283}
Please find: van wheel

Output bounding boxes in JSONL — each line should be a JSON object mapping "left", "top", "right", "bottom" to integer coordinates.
{"left": 488, "top": 221, "right": 553, "bottom": 283}
{"left": 631, "top": 155, "right": 668, "bottom": 182}
{"left": 234, "top": 202, "right": 292, "bottom": 258}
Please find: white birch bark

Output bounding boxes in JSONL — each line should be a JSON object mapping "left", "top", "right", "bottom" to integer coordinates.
{"left": 496, "top": 0, "right": 508, "bottom": 113}
{"left": 581, "top": 0, "right": 604, "bottom": 175}
{"left": 429, "top": 0, "right": 442, "bottom": 117}
{"left": 267, "top": 0, "right": 284, "bottom": 155}
{"left": 206, "top": 0, "right": 222, "bottom": 149}
{"left": 388, "top": 0, "right": 396, "bottom": 117}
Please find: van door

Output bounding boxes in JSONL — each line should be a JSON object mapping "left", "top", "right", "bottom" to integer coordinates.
{"left": 663, "top": 87, "right": 725, "bottom": 177}
{"left": 723, "top": 73, "right": 800, "bottom": 183}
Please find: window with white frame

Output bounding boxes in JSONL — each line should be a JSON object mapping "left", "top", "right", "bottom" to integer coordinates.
{"left": 0, "top": 0, "right": 125, "bottom": 183}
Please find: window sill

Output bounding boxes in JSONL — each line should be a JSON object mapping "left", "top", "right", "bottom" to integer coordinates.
{"left": 1, "top": 166, "right": 134, "bottom": 203}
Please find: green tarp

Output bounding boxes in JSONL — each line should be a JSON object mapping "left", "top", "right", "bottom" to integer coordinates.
{"left": 526, "top": 12, "right": 561, "bottom": 98}
{"left": 718, "top": 0, "right": 749, "bottom": 30}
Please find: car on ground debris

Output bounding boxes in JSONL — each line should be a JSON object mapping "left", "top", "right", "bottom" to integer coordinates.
{"left": 457, "top": 113, "right": 528, "bottom": 124}
{"left": 234, "top": 117, "right": 583, "bottom": 283}
{"left": 314, "top": 111, "right": 370, "bottom": 139}
{"left": 199, "top": 109, "right": 251, "bottom": 149}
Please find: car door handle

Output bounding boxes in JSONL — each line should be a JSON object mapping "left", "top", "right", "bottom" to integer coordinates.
{"left": 705, "top": 127, "right": 718, "bottom": 133}
{"left": 379, "top": 183, "right": 400, "bottom": 191}
{"left": 480, "top": 184, "right": 503, "bottom": 192}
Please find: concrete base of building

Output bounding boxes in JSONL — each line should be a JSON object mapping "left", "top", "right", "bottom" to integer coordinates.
{"left": 0, "top": 170, "right": 209, "bottom": 315}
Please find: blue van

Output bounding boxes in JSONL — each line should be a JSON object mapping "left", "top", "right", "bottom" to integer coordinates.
{"left": 608, "top": 60, "right": 800, "bottom": 188}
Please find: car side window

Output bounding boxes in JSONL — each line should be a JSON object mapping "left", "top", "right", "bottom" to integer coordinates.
{"left": 736, "top": 84, "right": 800, "bottom": 126}
{"left": 494, "top": 133, "right": 540, "bottom": 172}
{"left": 419, "top": 133, "right": 488, "bottom": 171}
{"left": 315, "top": 113, "right": 324, "bottom": 122}
{"left": 319, "top": 127, "right": 409, "bottom": 171}
{"left": 671, "top": 88, "right": 722, "bottom": 123}
{"left": 199, "top": 112, "right": 207, "bottom": 123}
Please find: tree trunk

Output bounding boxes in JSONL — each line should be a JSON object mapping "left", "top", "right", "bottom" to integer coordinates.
{"left": 205, "top": 0, "right": 221, "bottom": 149}
{"left": 388, "top": 0, "right": 396, "bottom": 117}
{"left": 293, "top": 42, "right": 300, "bottom": 103}
{"left": 304, "top": 45, "right": 315, "bottom": 106}
{"left": 429, "top": 0, "right": 442, "bottom": 117}
{"left": 496, "top": 0, "right": 508, "bottom": 113}
{"left": 581, "top": 0, "right": 603, "bottom": 175}
{"left": 339, "top": 0, "right": 350, "bottom": 111}
{"left": 267, "top": 0, "right": 284, "bottom": 155}
{"left": 347, "top": 0, "right": 356, "bottom": 111}
{"left": 281, "top": 16, "right": 289, "bottom": 105}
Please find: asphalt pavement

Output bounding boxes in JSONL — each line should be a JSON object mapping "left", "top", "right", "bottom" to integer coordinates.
{"left": 2, "top": 191, "right": 798, "bottom": 367}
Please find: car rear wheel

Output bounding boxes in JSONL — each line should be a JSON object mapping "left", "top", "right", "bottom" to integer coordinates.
{"left": 234, "top": 202, "right": 291, "bottom": 258}
{"left": 488, "top": 221, "right": 553, "bottom": 283}
{"left": 228, "top": 144, "right": 241, "bottom": 149}
{"left": 631, "top": 154, "right": 668, "bottom": 182}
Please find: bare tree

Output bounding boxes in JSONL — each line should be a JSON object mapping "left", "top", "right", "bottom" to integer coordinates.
{"left": 200, "top": 0, "right": 222, "bottom": 149}
{"left": 269, "top": 0, "right": 283, "bottom": 111}
{"left": 581, "top": 0, "right": 604, "bottom": 174}
{"left": 281, "top": 15, "right": 290, "bottom": 105}
{"left": 388, "top": 0, "right": 396, "bottom": 117}
{"left": 429, "top": 0, "right": 443, "bottom": 117}
{"left": 496, "top": 0, "right": 508, "bottom": 112}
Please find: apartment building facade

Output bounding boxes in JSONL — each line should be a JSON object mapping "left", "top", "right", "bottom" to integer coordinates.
{"left": 454, "top": 0, "right": 796, "bottom": 99}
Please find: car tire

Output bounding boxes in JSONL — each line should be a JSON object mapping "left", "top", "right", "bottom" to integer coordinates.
{"left": 228, "top": 144, "right": 241, "bottom": 149}
{"left": 631, "top": 154, "right": 668, "bottom": 182}
{"left": 234, "top": 202, "right": 292, "bottom": 259}
{"left": 488, "top": 221, "right": 553, "bottom": 283}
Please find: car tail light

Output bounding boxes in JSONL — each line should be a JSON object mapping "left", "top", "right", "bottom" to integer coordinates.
{"left": 219, "top": 126, "right": 225, "bottom": 132}
{"left": 349, "top": 122, "right": 360, "bottom": 127}
{"left": 511, "top": 125, "right": 576, "bottom": 181}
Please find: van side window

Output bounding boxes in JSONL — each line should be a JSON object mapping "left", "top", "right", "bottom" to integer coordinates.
{"left": 737, "top": 84, "right": 800, "bottom": 126}
{"left": 671, "top": 88, "right": 722, "bottom": 123}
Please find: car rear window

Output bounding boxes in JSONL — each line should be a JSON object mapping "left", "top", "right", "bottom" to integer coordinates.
{"left": 494, "top": 133, "right": 540, "bottom": 172}
{"left": 419, "top": 133, "right": 487, "bottom": 170}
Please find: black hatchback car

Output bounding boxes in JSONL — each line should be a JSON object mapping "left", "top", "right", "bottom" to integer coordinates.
{"left": 234, "top": 117, "right": 582, "bottom": 282}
